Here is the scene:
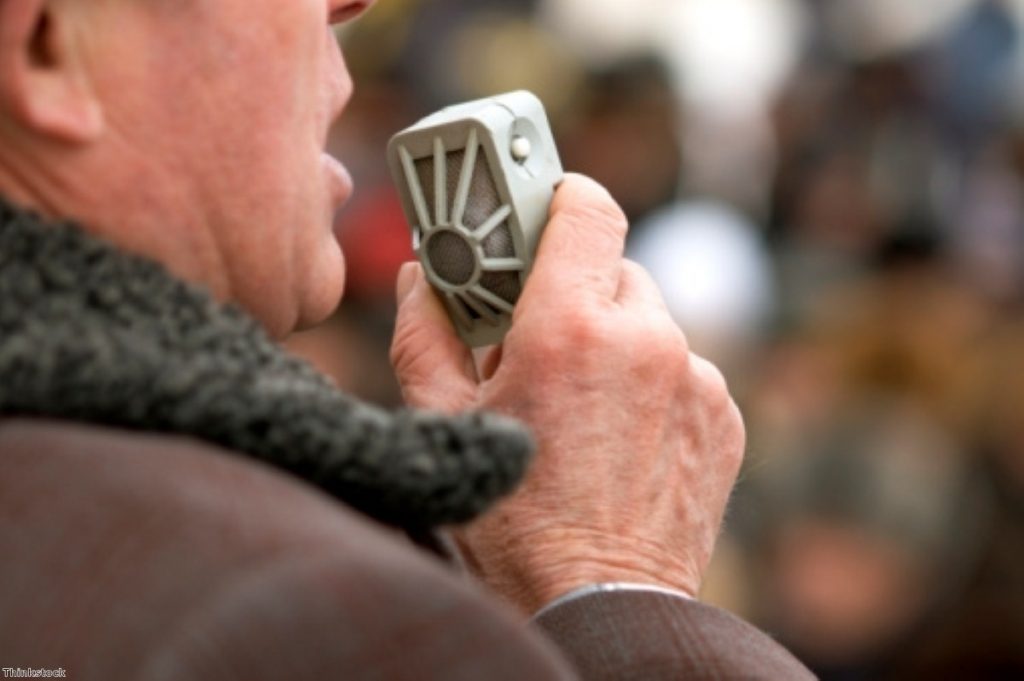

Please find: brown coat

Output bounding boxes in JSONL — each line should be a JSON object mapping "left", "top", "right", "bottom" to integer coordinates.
{"left": 0, "top": 419, "right": 813, "bottom": 680}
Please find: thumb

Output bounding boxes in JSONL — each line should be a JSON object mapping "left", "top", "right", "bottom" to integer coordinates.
{"left": 391, "top": 262, "right": 479, "bottom": 412}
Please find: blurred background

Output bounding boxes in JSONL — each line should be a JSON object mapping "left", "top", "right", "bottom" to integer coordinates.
{"left": 287, "top": 0, "right": 1024, "bottom": 677}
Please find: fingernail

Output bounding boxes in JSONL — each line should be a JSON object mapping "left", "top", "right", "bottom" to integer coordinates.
{"left": 396, "top": 262, "right": 419, "bottom": 305}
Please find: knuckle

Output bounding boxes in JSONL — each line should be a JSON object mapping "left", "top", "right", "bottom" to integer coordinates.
{"left": 648, "top": 322, "right": 689, "bottom": 364}
{"left": 690, "top": 354, "right": 731, "bottom": 405}
{"left": 516, "top": 329, "right": 563, "bottom": 366}
{"left": 561, "top": 304, "right": 617, "bottom": 349}
{"left": 388, "top": 320, "right": 417, "bottom": 372}
{"left": 516, "top": 304, "right": 616, "bottom": 365}
{"left": 621, "top": 258, "right": 656, "bottom": 287}
{"left": 723, "top": 398, "right": 747, "bottom": 472}
{"left": 558, "top": 196, "right": 629, "bottom": 242}
{"left": 389, "top": 319, "right": 436, "bottom": 381}
{"left": 623, "top": 316, "right": 687, "bottom": 377}
{"left": 389, "top": 329, "right": 475, "bottom": 410}
{"left": 730, "top": 398, "right": 747, "bottom": 445}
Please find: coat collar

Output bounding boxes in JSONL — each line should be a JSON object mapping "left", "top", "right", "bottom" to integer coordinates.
{"left": 0, "top": 198, "right": 531, "bottom": 529}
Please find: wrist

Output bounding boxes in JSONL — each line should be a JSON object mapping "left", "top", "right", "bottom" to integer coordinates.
{"left": 456, "top": 523, "right": 703, "bottom": 614}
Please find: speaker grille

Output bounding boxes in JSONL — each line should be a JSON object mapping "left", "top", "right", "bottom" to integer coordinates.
{"left": 415, "top": 151, "right": 464, "bottom": 229}
{"left": 481, "top": 223, "right": 514, "bottom": 258}
{"left": 463, "top": 157, "right": 502, "bottom": 232}
{"left": 426, "top": 231, "right": 475, "bottom": 286}
{"left": 479, "top": 271, "right": 522, "bottom": 304}
{"left": 397, "top": 131, "right": 527, "bottom": 331}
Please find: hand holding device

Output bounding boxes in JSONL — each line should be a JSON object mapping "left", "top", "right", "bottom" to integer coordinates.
{"left": 391, "top": 171, "right": 746, "bottom": 613}
{"left": 389, "top": 93, "right": 744, "bottom": 615}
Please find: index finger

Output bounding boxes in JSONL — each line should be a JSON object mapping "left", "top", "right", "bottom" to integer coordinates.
{"left": 520, "top": 174, "right": 629, "bottom": 308}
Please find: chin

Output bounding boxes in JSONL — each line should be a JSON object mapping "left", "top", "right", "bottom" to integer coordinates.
{"left": 290, "top": 252, "right": 347, "bottom": 335}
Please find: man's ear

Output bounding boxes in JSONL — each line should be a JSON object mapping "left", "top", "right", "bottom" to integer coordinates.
{"left": 0, "top": 0, "right": 103, "bottom": 143}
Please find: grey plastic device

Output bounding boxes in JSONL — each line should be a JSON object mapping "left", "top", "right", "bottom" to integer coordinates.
{"left": 387, "top": 91, "right": 564, "bottom": 347}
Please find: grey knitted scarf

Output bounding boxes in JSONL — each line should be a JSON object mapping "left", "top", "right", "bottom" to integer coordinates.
{"left": 0, "top": 199, "right": 532, "bottom": 529}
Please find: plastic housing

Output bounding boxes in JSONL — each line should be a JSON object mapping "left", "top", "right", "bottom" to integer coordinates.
{"left": 387, "top": 91, "right": 564, "bottom": 347}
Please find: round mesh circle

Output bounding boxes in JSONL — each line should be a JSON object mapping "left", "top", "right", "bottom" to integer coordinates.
{"left": 426, "top": 231, "right": 476, "bottom": 286}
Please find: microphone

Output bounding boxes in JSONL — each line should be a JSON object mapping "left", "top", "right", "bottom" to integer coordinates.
{"left": 388, "top": 91, "right": 564, "bottom": 347}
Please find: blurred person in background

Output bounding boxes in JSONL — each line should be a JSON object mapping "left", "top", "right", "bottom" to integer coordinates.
{"left": 887, "top": 320, "right": 1024, "bottom": 679}
{"left": 0, "top": 0, "right": 814, "bottom": 679}
{"left": 748, "top": 395, "right": 992, "bottom": 679}
{"left": 737, "top": 228, "right": 1023, "bottom": 678}
{"left": 557, "top": 55, "right": 684, "bottom": 228}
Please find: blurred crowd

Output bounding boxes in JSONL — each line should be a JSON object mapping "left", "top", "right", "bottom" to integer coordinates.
{"left": 286, "top": 0, "right": 1024, "bottom": 677}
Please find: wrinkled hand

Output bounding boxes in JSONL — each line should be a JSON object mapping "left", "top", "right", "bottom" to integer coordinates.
{"left": 390, "top": 174, "right": 745, "bottom": 614}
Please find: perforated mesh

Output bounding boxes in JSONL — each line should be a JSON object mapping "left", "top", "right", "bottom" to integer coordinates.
{"left": 415, "top": 150, "right": 465, "bottom": 227}
{"left": 426, "top": 232, "right": 475, "bottom": 286}
{"left": 412, "top": 140, "right": 524, "bottom": 317}
{"left": 463, "top": 154, "right": 501, "bottom": 231}
{"left": 414, "top": 146, "right": 501, "bottom": 223}
{"left": 479, "top": 272, "right": 522, "bottom": 304}
{"left": 482, "top": 223, "right": 515, "bottom": 258}
{"left": 414, "top": 158, "right": 434, "bottom": 223}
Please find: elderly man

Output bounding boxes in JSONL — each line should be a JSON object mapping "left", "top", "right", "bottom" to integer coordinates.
{"left": 0, "top": 0, "right": 811, "bottom": 679}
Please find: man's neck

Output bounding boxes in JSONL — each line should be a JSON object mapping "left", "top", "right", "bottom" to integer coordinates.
{"left": 0, "top": 128, "right": 230, "bottom": 308}
{"left": 0, "top": 137, "right": 65, "bottom": 221}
